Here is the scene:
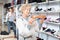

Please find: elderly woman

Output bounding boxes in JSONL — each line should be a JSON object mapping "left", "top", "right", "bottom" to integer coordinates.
{"left": 16, "top": 4, "right": 47, "bottom": 40}
{"left": 16, "top": 4, "right": 35, "bottom": 40}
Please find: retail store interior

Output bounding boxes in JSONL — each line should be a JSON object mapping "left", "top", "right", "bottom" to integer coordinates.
{"left": 0, "top": 0, "right": 60, "bottom": 40}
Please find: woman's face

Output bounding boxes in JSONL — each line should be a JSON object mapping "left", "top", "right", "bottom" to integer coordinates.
{"left": 9, "top": 8, "right": 14, "bottom": 13}
{"left": 9, "top": 9, "right": 12, "bottom": 12}
{"left": 22, "top": 7, "right": 30, "bottom": 17}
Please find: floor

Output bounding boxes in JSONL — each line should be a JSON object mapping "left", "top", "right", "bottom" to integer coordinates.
{"left": 0, "top": 30, "right": 17, "bottom": 40}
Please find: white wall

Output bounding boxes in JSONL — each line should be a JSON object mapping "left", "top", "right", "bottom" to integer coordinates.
{"left": 0, "top": 0, "right": 8, "bottom": 3}
{"left": 7, "top": 0, "right": 12, "bottom": 3}
{"left": 0, "top": 0, "right": 12, "bottom": 3}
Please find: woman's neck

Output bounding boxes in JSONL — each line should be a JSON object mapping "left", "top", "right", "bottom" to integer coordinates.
{"left": 10, "top": 12, "right": 14, "bottom": 14}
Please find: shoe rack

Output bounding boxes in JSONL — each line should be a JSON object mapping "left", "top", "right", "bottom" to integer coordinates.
{"left": 32, "top": 0, "right": 60, "bottom": 40}
{"left": 26, "top": 0, "right": 60, "bottom": 40}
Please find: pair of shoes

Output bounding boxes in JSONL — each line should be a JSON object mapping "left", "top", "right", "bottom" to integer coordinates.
{"left": 1, "top": 31, "right": 9, "bottom": 35}
{"left": 45, "top": 29, "right": 56, "bottom": 34}
{"left": 36, "top": 8, "right": 42, "bottom": 11}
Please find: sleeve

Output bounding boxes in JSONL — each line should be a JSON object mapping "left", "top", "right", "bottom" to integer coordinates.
{"left": 16, "top": 18, "right": 23, "bottom": 29}
{"left": 6, "top": 13, "right": 9, "bottom": 22}
{"left": 34, "top": 21, "right": 40, "bottom": 32}
{"left": 16, "top": 18, "right": 24, "bottom": 34}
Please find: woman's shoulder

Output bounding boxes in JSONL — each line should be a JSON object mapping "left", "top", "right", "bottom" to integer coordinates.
{"left": 7, "top": 12, "right": 11, "bottom": 13}
{"left": 7, "top": 12, "right": 11, "bottom": 14}
{"left": 6, "top": 12, "right": 10, "bottom": 15}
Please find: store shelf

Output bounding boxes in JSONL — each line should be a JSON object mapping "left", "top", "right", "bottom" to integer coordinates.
{"left": 38, "top": 1, "right": 60, "bottom": 5}
{"left": 34, "top": 11, "right": 47, "bottom": 14}
{"left": 29, "top": 2, "right": 38, "bottom": 6}
{"left": 48, "top": 1, "right": 60, "bottom": 4}
{"left": 38, "top": 2, "right": 48, "bottom": 5}
{"left": 40, "top": 31, "right": 60, "bottom": 39}
{"left": 47, "top": 11, "right": 60, "bottom": 14}
{"left": 33, "top": 11, "right": 60, "bottom": 14}
{"left": 44, "top": 21, "right": 60, "bottom": 25}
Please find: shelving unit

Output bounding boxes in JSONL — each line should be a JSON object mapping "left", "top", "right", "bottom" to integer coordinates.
{"left": 39, "top": 31, "right": 60, "bottom": 40}
{"left": 44, "top": 21, "right": 60, "bottom": 25}
{"left": 35, "top": 0, "right": 60, "bottom": 40}
{"left": 40, "top": 31, "right": 60, "bottom": 39}
{"left": 25, "top": 0, "right": 60, "bottom": 40}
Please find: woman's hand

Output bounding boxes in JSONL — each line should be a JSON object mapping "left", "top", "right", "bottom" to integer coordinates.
{"left": 29, "top": 18, "right": 34, "bottom": 25}
{"left": 28, "top": 15, "right": 37, "bottom": 25}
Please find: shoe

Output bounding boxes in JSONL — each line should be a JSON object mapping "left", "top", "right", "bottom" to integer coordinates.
{"left": 45, "top": 29, "right": 51, "bottom": 32}
{"left": 51, "top": 29, "right": 56, "bottom": 34}
{"left": 1, "top": 31, "right": 9, "bottom": 35}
